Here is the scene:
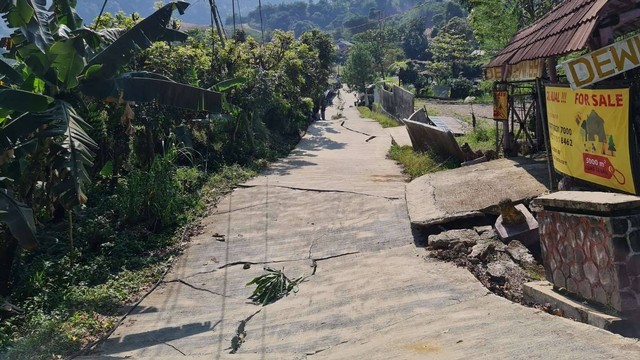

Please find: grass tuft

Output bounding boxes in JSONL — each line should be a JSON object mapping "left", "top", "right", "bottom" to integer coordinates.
{"left": 456, "top": 126, "right": 497, "bottom": 153}
{"left": 357, "top": 106, "right": 399, "bottom": 128}
{"left": 388, "top": 144, "right": 458, "bottom": 180}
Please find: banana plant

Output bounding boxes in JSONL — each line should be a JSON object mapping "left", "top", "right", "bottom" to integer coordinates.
{"left": 0, "top": 0, "right": 223, "bottom": 250}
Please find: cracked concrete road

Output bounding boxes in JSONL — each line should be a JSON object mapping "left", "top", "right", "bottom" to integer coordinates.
{"left": 84, "top": 92, "right": 640, "bottom": 359}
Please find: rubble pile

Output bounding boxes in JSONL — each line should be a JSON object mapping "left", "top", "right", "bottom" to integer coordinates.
{"left": 426, "top": 226, "right": 544, "bottom": 303}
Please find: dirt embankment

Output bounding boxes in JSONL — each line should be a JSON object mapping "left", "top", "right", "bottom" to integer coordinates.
{"left": 425, "top": 226, "right": 546, "bottom": 305}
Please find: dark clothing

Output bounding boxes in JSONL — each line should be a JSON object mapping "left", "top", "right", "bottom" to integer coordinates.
{"left": 320, "top": 90, "right": 336, "bottom": 120}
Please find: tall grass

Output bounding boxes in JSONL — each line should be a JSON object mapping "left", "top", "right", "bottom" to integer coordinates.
{"left": 456, "top": 126, "right": 497, "bottom": 152}
{"left": 357, "top": 106, "right": 399, "bottom": 128}
{"left": 388, "top": 145, "right": 458, "bottom": 180}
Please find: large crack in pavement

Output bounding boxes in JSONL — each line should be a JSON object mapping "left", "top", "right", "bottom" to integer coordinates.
{"left": 218, "top": 251, "right": 361, "bottom": 271}
{"left": 164, "top": 279, "right": 232, "bottom": 298}
{"left": 154, "top": 338, "right": 186, "bottom": 356}
{"left": 181, "top": 251, "right": 361, "bottom": 280}
{"left": 340, "top": 120, "right": 374, "bottom": 137}
{"left": 238, "top": 183, "right": 402, "bottom": 200}
{"left": 229, "top": 309, "right": 263, "bottom": 354}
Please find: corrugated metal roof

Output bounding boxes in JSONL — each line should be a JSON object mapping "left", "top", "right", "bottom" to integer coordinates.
{"left": 486, "top": 0, "right": 640, "bottom": 68}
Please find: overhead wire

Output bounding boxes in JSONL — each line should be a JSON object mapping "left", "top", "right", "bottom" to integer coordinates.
{"left": 342, "top": 0, "right": 433, "bottom": 32}
{"left": 93, "top": 0, "right": 109, "bottom": 30}
{"left": 215, "top": 1, "right": 227, "bottom": 39}
{"left": 237, "top": 0, "right": 244, "bottom": 31}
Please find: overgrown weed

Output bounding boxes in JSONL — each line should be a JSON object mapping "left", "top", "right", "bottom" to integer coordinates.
{"left": 357, "top": 106, "right": 399, "bottom": 128}
{"left": 456, "top": 126, "right": 496, "bottom": 152}
{"left": 0, "top": 160, "right": 257, "bottom": 359}
{"left": 388, "top": 144, "right": 457, "bottom": 180}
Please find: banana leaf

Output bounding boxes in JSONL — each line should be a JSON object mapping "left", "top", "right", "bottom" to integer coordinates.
{"left": 210, "top": 77, "right": 247, "bottom": 92}
{"left": 49, "top": 37, "right": 85, "bottom": 89}
{"left": 1, "top": 0, "right": 53, "bottom": 53}
{"left": 35, "top": 101, "right": 96, "bottom": 207}
{"left": 52, "top": 0, "right": 81, "bottom": 31}
{"left": 0, "top": 58, "right": 24, "bottom": 85}
{"left": 0, "top": 88, "right": 52, "bottom": 112}
{"left": 114, "top": 74, "right": 223, "bottom": 113}
{"left": 0, "top": 188, "right": 38, "bottom": 250}
{"left": 160, "top": 28, "right": 189, "bottom": 43}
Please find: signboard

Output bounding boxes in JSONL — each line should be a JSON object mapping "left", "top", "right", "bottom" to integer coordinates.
{"left": 485, "top": 66, "right": 504, "bottom": 81}
{"left": 545, "top": 86, "right": 635, "bottom": 194}
{"left": 493, "top": 91, "right": 509, "bottom": 120}
{"left": 485, "top": 60, "right": 544, "bottom": 81}
{"left": 508, "top": 59, "right": 544, "bottom": 81}
{"left": 561, "top": 34, "right": 640, "bottom": 90}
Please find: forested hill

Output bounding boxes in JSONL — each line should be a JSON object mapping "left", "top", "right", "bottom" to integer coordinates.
{"left": 0, "top": 1, "right": 460, "bottom": 38}
{"left": 76, "top": 1, "right": 459, "bottom": 35}
{"left": 242, "top": 0, "right": 460, "bottom": 37}
{"left": 76, "top": 0, "right": 299, "bottom": 26}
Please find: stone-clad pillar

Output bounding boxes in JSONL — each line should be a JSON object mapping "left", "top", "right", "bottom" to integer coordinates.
{"left": 532, "top": 191, "right": 640, "bottom": 319}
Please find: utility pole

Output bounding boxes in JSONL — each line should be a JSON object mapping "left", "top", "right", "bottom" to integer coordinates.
{"left": 378, "top": 9, "right": 384, "bottom": 78}
{"left": 258, "top": 0, "right": 265, "bottom": 43}
{"left": 232, "top": 0, "right": 236, "bottom": 33}
{"left": 208, "top": 0, "right": 226, "bottom": 46}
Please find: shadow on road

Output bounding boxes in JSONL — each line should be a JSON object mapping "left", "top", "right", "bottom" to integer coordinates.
{"left": 99, "top": 321, "right": 219, "bottom": 355}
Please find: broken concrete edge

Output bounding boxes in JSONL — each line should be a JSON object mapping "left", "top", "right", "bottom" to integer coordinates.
{"left": 479, "top": 196, "right": 540, "bottom": 216}
{"left": 411, "top": 198, "right": 540, "bottom": 229}
{"left": 410, "top": 211, "right": 486, "bottom": 228}
{"left": 523, "top": 281, "right": 636, "bottom": 336}
{"left": 461, "top": 156, "right": 488, "bottom": 167}
{"left": 495, "top": 204, "right": 539, "bottom": 246}
{"left": 531, "top": 191, "right": 640, "bottom": 214}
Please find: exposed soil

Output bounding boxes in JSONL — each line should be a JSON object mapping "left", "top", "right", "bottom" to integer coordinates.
{"left": 424, "top": 226, "right": 549, "bottom": 306}
{"left": 415, "top": 98, "right": 494, "bottom": 123}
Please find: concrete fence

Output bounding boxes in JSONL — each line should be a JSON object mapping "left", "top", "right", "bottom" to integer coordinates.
{"left": 402, "top": 118, "right": 465, "bottom": 163}
{"left": 374, "top": 85, "right": 415, "bottom": 120}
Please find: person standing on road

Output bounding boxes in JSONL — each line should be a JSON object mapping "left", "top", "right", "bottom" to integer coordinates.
{"left": 321, "top": 89, "right": 336, "bottom": 120}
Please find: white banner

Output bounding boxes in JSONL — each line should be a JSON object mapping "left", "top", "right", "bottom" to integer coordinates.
{"left": 561, "top": 34, "right": 640, "bottom": 90}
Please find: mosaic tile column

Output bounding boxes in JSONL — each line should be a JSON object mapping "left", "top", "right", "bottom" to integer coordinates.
{"left": 534, "top": 192, "right": 640, "bottom": 318}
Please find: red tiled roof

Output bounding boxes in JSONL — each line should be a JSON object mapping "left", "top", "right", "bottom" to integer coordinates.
{"left": 486, "top": 0, "right": 640, "bottom": 68}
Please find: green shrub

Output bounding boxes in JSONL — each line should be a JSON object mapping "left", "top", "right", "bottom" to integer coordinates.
{"left": 118, "top": 148, "right": 205, "bottom": 230}
{"left": 456, "top": 126, "right": 496, "bottom": 152}
{"left": 450, "top": 77, "right": 474, "bottom": 99}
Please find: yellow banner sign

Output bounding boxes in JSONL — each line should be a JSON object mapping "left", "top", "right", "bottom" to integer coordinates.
{"left": 493, "top": 91, "right": 508, "bottom": 120}
{"left": 546, "top": 86, "right": 635, "bottom": 194}
{"left": 561, "top": 34, "right": 640, "bottom": 90}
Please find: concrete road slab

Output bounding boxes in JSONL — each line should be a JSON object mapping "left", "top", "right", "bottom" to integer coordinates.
{"left": 85, "top": 91, "right": 640, "bottom": 360}
{"left": 384, "top": 125, "right": 412, "bottom": 147}
{"left": 314, "top": 293, "right": 640, "bottom": 360}
{"left": 406, "top": 158, "right": 551, "bottom": 227}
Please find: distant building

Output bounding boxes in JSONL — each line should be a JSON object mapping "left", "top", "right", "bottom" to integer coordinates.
{"left": 336, "top": 39, "right": 354, "bottom": 52}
